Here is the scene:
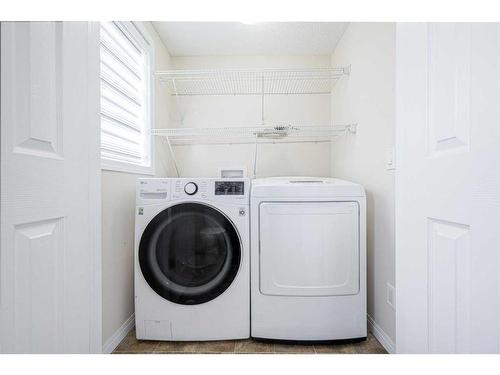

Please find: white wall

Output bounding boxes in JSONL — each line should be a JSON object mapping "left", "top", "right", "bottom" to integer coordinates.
{"left": 101, "top": 22, "right": 174, "bottom": 350}
{"left": 101, "top": 23, "right": 397, "bottom": 350}
{"left": 169, "top": 55, "right": 332, "bottom": 178}
{"left": 330, "top": 23, "right": 396, "bottom": 346}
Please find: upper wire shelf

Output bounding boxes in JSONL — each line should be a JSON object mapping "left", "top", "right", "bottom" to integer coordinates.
{"left": 156, "top": 67, "right": 350, "bottom": 96}
{"left": 152, "top": 124, "right": 357, "bottom": 146}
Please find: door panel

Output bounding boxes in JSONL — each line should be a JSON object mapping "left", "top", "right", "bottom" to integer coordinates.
{"left": 427, "top": 218, "right": 471, "bottom": 353}
{"left": 427, "top": 24, "right": 471, "bottom": 157}
{"left": 1, "top": 22, "right": 101, "bottom": 353}
{"left": 396, "top": 23, "right": 500, "bottom": 353}
{"left": 12, "top": 22, "right": 63, "bottom": 159}
{"left": 259, "top": 201, "right": 359, "bottom": 296}
{"left": 13, "top": 218, "right": 65, "bottom": 352}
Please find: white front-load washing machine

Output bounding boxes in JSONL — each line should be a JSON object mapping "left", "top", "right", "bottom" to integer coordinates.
{"left": 135, "top": 178, "right": 250, "bottom": 341}
{"left": 250, "top": 177, "right": 366, "bottom": 341}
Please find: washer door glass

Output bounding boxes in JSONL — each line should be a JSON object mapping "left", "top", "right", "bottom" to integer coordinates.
{"left": 139, "top": 203, "right": 241, "bottom": 305}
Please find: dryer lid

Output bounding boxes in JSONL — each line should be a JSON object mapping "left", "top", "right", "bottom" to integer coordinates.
{"left": 251, "top": 176, "right": 365, "bottom": 198}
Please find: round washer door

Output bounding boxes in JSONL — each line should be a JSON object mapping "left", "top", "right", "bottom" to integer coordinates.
{"left": 139, "top": 202, "right": 241, "bottom": 305}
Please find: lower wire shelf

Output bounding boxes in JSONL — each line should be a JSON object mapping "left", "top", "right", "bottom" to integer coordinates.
{"left": 152, "top": 124, "right": 357, "bottom": 146}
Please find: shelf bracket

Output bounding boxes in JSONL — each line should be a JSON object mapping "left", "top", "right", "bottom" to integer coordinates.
{"left": 261, "top": 75, "right": 265, "bottom": 126}
{"left": 256, "top": 74, "right": 265, "bottom": 179}
{"left": 172, "top": 79, "right": 184, "bottom": 126}
{"left": 346, "top": 123, "right": 357, "bottom": 134}
{"left": 164, "top": 133, "right": 181, "bottom": 177}
{"left": 252, "top": 132, "right": 259, "bottom": 178}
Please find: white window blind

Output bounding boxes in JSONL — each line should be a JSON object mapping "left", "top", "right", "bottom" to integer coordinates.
{"left": 100, "top": 22, "right": 153, "bottom": 174}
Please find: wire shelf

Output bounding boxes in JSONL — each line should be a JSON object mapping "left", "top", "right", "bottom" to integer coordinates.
{"left": 152, "top": 124, "right": 356, "bottom": 146}
{"left": 156, "top": 67, "right": 350, "bottom": 96}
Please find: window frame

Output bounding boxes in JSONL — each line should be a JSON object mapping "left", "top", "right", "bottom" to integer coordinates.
{"left": 100, "top": 21, "right": 156, "bottom": 176}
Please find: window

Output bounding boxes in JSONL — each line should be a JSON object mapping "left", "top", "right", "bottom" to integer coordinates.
{"left": 100, "top": 22, "right": 154, "bottom": 174}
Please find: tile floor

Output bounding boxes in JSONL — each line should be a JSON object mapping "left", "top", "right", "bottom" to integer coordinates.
{"left": 113, "top": 330, "right": 387, "bottom": 354}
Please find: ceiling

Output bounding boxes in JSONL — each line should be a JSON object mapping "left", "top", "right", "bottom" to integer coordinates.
{"left": 152, "top": 22, "right": 348, "bottom": 56}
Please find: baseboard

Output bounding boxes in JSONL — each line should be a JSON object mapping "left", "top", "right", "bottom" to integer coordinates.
{"left": 367, "top": 314, "right": 395, "bottom": 354}
{"left": 102, "top": 313, "right": 135, "bottom": 354}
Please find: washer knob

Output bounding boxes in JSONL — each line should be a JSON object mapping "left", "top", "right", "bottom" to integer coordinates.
{"left": 184, "top": 182, "right": 198, "bottom": 195}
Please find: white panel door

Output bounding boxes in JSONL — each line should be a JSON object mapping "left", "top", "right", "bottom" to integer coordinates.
{"left": 395, "top": 23, "right": 500, "bottom": 353}
{"left": 0, "top": 22, "right": 101, "bottom": 353}
{"left": 259, "top": 201, "right": 359, "bottom": 296}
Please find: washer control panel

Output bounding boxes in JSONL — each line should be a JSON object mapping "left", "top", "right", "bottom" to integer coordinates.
{"left": 215, "top": 181, "right": 245, "bottom": 195}
{"left": 138, "top": 178, "right": 248, "bottom": 203}
{"left": 173, "top": 179, "right": 209, "bottom": 199}
{"left": 137, "top": 179, "right": 170, "bottom": 204}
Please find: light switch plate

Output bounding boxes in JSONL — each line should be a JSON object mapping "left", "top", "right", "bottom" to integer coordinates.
{"left": 386, "top": 146, "right": 396, "bottom": 170}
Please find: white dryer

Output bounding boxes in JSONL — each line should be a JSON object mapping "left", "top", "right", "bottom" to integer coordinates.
{"left": 250, "top": 177, "right": 366, "bottom": 341}
{"left": 135, "top": 178, "right": 250, "bottom": 341}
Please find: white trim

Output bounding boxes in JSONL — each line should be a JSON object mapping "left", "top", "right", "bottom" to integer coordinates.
{"left": 367, "top": 314, "right": 395, "bottom": 354}
{"left": 87, "top": 21, "right": 103, "bottom": 354}
{"left": 132, "top": 21, "right": 156, "bottom": 177}
{"left": 102, "top": 314, "right": 135, "bottom": 354}
{"left": 102, "top": 159, "right": 155, "bottom": 176}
